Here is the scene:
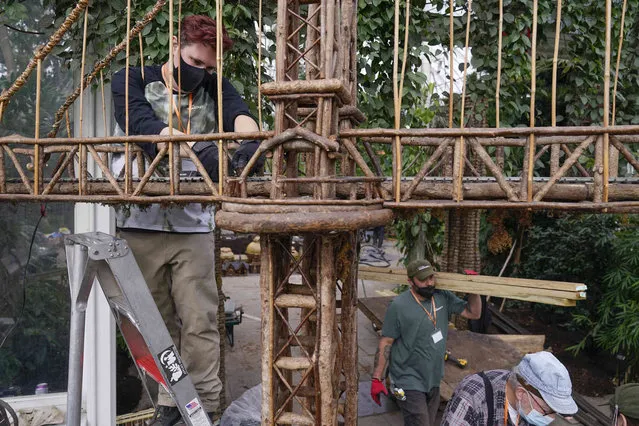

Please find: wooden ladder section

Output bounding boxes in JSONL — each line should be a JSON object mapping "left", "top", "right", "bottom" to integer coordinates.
{"left": 259, "top": 233, "right": 359, "bottom": 425}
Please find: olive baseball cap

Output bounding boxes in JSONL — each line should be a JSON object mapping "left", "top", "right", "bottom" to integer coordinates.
{"left": 610, "top": 383, "right": 639, "bottom": 420}
{"left": 406, "top": 259, "right": 435, "bottom": 281}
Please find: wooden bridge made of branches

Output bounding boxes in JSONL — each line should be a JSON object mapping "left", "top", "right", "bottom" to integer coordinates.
{"left": 1, "top": 0, "right": 638, "bottom": 425}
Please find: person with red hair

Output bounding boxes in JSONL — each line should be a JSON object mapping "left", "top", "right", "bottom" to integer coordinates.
{"left": 111, "top": 14, "right": 261, "bottom": 426}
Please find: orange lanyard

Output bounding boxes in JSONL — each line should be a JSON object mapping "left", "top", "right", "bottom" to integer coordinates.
{"left": 505, "top": 393, "right": 520, "bottom": 425}
{"left": 410, "top": 290, "right": 437, "bottom": 327}
{"left": 170, "top": 93, "right": 192, "bottom": 135}
{"left": 161, "top": 64, "right": 193, "bottom": 135}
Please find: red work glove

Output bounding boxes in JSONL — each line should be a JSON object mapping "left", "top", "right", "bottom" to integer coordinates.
{"left": 370, "top": 378, "right": 388, "bottom": 406}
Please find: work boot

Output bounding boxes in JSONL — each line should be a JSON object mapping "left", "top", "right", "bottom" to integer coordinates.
{"left": 208, "top": 411, "right": 221, "bottom": 425}
{"left": 148, "top": 405, "right": 182, "bottom": 425}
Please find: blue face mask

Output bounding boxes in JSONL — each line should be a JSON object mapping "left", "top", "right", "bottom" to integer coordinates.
{"left": 518, "top": 392, "right": 555, "bottom": 426}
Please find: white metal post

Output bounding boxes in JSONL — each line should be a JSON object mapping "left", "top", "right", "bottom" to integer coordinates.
{"left": 73, "top": 85, "right": 116, "bottom": 426}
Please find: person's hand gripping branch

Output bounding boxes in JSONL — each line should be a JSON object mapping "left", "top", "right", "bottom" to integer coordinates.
{"left": 231, "top": 139, "right": 264, "bottom": 177}
{"left": 229, "top": 114, "right": 264, "bottom": 177}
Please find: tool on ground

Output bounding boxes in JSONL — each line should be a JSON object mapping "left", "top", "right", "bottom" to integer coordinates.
{"left": 445, "top": 350, "right": 468, "bottom": 369}
{"left": 65, "top": 232, "right": 212, "bottom": 426}
{"left": 224, "top": 298, "right": 243, "bottom": 347}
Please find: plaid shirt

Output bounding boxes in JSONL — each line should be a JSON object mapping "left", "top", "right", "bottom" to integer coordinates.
{"left": 441, "top": 369, "right": 532, "bottom": 426}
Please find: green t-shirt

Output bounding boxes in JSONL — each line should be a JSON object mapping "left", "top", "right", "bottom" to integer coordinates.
{"left": 381, "top": 289, "right": 467, "bottom": 393}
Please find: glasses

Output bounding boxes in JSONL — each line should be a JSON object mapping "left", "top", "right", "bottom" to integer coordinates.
{"left": 526, "top": 389, "right": 555, "bottom": 417}
{"left": 611, "top": 404, "right": 619, "bottom": 426}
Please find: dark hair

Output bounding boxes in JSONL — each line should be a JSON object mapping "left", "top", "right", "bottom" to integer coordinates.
{"left": 627, "top": 416, "right": 639, "bottom": 426}
{"left": 180, "top": 15, "right": 233, "bottom": 51}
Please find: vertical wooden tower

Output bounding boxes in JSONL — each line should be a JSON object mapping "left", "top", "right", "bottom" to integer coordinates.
{"left": 216, "top": 0, "right": 392, "bottom": 424}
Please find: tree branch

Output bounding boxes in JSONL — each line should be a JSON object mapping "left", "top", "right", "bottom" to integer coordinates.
{"left": 3, "top": 24, "right": 44, "bottom": 35}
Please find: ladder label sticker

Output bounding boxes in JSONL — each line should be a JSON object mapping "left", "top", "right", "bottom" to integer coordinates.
{"left": 185, "top": 398, "right": 209, "bottom": 425}
{"left": 185, "top": 398, "right": 201, "bottom": 415}
{"left": 158, "top": 345, "right": 188, "bottom": 385}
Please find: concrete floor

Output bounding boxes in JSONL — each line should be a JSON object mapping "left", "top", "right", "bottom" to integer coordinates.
{"left": 221, "top": 240, "right": 407, "bottom": 424}
{"left": 219, "top": 240, "right": 609, "bottom": 425}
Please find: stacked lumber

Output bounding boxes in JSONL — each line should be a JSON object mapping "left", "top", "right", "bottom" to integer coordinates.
{"left": 357, "top": 266, "right": 586, "bottom": 307}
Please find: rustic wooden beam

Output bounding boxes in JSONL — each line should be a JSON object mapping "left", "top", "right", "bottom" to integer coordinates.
{"left": 318, "top": 236, "right": 337, "bottom": 424}
{"left": 533, "top": 136, "right": 595, "bottom": 202}
{"left": 385, "top": 199, "right": 639, "bottom": 213}
{"left": 402, "top": 138, "right": 451, "bottom": 201}
{"left": 610, "top": 136, "right": 639, "bottom": 174}
{"left": 560, "top": 144, "right": 591, "bottom": 177}
{"left": 216, "top": 209, "right": 394, "bottom": 234}
{"left": 42, "top": 147, "right": 78, "bottom": 195}
{"left": 467, "top": 137, "right": 518, "bottom": 201}
{"left": 261, "top": 79, "right": 351, "bottom": 105}
{"left": 341, "top": 125, "right": 639, "bottom": 138}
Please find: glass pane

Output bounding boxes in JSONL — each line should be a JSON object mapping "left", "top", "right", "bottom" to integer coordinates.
{"left": 0, "top": 0, "right": 74, "bottom": 396}
{"left": 0, "top": 203, "right": 73, "bottom": 395}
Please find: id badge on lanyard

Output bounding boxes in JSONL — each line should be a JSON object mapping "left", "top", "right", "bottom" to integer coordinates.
{"left": 410, "top": 290, "right": 442, "bottom": 344}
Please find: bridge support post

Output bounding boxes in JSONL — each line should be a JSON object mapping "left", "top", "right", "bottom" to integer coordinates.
{"left": 258, "top": 232, "right": 358, "bottom": 425}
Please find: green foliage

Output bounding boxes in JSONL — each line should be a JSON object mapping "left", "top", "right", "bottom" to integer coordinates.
{"left": 357, "top": 0, "right": 439, "bottom": 129}
{"left": 0, "top": 0, "right": 71, "bottom": 139}
{"left": 0, "top": 203, "right": 73, "bottom": 393}
{"left": 514, "top": 214, "right": 618, "bottom": 323}
{"left": 517, "top": 214, "right": 617, "bottom": 285}
{"left": 0, "top": 273, "right": 71, "bottom": 391}
{"left": 392, "top": 210, "right": 445, "bottom": 266}
{"left": 570, "top": 216, "right": 639, "bottom": 376}
{"left": 481, "top": 212, "right": 639, "bottom": 378}
{"left": 38, "top": 0, "right": 276, "bottom": 127}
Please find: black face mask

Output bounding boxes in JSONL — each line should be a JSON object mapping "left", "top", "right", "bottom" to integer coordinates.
{"left": 413, "top": 282, "right": 436, "bottom": 299}
{"left": 173, "top": 55, "right": 207, "bottom": 93}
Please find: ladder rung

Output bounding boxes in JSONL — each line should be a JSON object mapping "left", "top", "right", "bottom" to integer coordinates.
{"left": 285, "top": 283, "right": 314, "bottom": 296}
{"left": 285, "top": 335, "right": 316, "bottom": 348}
{"left": 275, "top": 356, "right": 312, "bottom": 370}
{"left": 308, "top": 313, "right": 341, "bottom": 322}
{"left": 294, "top": 386, "right": 318, "bottom": 398}
{"left": 276, "top": 412, "right": 315, "bottom": 425}
{"left": 275, "top": 294, "right": 316, "bottom": 309}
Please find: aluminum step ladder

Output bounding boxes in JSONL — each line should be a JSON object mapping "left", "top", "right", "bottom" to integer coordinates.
{"left": 64, "top": 232, "right": 212, "bottom": 426}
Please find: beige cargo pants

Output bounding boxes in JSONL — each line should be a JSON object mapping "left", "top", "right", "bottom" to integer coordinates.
{"left": 119, "top": 230, "right": 221, "bottom": 413}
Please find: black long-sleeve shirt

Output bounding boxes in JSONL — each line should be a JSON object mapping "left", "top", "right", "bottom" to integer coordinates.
{"left": 111, "top": 65, "right": 252, "bottom": 157}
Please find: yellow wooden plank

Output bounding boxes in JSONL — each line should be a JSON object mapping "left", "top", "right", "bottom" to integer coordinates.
{"left": 358, "top": 266, "right": 586, "bottom": 292}
{"left": 357, "top": 269, "right": 583, "bottom": 306}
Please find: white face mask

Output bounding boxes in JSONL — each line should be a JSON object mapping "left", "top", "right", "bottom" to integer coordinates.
{"left": 517, "top": 391, "right": 554, "bottom": 426}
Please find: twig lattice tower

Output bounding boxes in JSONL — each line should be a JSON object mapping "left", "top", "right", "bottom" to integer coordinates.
{"left": 1, "top": 0, "right": 639, "bottom": 424}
